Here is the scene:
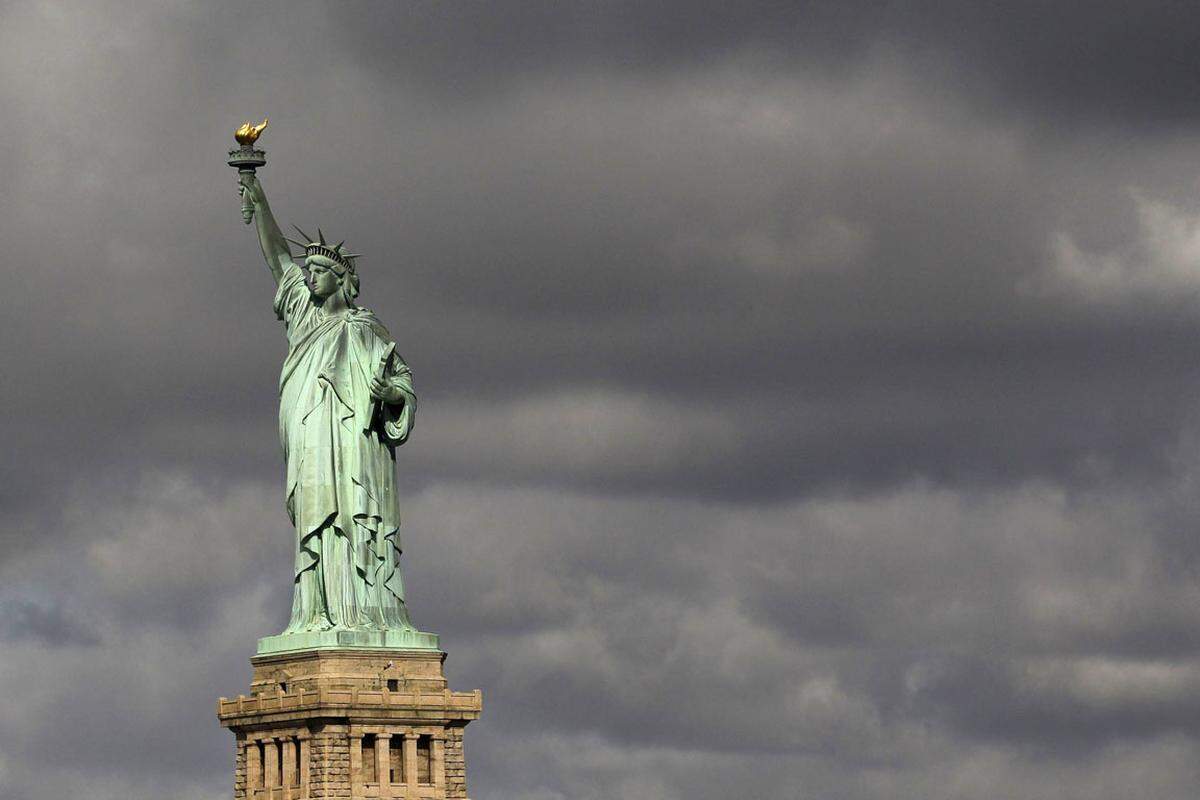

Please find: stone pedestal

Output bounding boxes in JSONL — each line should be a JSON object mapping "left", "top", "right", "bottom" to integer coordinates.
{"left": 218, "top": 648, "right": 482, "bottom": 800}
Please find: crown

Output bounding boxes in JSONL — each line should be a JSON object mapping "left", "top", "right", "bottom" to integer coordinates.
{"left": 284, "top": 226, "right": 361, "bottom": 274}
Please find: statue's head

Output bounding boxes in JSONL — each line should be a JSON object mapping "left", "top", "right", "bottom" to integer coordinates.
{"left": 285, "top": 226, "right": 361, "bottom": 303}
{"left": 304, "top": 254, "right": 346, "bottom": 299}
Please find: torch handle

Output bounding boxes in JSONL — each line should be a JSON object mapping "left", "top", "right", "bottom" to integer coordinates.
{"left": 239, "top": 168, "right": 257, "bottom": 225}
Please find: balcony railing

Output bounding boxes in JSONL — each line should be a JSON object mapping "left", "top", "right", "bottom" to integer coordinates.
{"left": 218, "top": 686, "right": 482, "bottom": 720}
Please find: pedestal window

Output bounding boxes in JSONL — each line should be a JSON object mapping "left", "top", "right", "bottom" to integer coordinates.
{"left": 390, "top": 738, "right": 403, "bottom": 784}
{"left": 362, "top": 734, "right": 377, "bottom": 783}
{"left": 417, "top": 735, "right": 431, "bottom": 784}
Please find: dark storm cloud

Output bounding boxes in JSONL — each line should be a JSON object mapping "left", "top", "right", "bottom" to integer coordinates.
{"left": 0, "top": 599, "right": 100, "bottom": 647}
{"left": 6, "top": 2, "right": 1200, "bottom": 799}
{"left": 7, "top": 36, "right": 1197, "bottom": 507}
{"left": 331, "top": 1, "right": 1200, "bottom": 126}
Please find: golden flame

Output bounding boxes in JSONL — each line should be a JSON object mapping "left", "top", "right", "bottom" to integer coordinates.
{"left": 234, "top": 119, "right": 268, "bottom": 145}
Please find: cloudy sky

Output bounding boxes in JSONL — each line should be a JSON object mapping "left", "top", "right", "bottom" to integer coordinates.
{"left": 6, "top": 2, "right": 1200, "bottom": 798}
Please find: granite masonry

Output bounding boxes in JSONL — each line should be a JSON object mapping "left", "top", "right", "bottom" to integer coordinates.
{"left": 218, "top": 648, "right": 482, "bottom": 800}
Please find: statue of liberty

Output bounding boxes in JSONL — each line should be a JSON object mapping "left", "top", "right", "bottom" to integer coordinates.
{"left": 237, "top": 170, "right": 435, "bottom": 651}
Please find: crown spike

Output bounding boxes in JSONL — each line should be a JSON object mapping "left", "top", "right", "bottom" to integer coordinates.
{"left": 283, "top": 227, "right": 361, "bottom": 271}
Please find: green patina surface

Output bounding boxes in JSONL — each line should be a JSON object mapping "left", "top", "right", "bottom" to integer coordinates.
{"left": 257, "top": 628, "right": 440, "bottom": 656}
{"left": 236, "top": 143, "right": 438, "bottom": 654}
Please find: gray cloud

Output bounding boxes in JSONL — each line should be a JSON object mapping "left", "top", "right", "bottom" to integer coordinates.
{"left": 328, "top": 1, "right": 1200, "bottom": 128}
{"left": 0, "top": 599, "right": 100, "bottom": 647}
{"left": 6, "top": 2, "right": 1200, "bottom": 798}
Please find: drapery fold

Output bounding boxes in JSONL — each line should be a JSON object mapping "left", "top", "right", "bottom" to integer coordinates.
{"left": 272, "top": 263, "right": 416, "bottom": 633}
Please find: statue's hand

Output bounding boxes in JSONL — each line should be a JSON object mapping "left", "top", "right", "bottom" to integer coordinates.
{"left": 370, "top": 375, "right": 405, "bottom": 405}
{"left": 237, "top": 174, "right": 266, "bottom": 208}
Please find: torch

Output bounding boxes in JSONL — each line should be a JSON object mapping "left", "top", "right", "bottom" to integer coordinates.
{"left": 228, "top": 119, "right": 268, "bottom": 224}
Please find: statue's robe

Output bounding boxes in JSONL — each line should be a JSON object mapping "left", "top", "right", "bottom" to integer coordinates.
{"left": 273, "top": 263, "right": 416, "bottom": 632}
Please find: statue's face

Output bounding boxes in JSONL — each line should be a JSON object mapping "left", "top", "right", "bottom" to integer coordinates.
{"left": 305, "top": 259, "right": 342, "bottom": 299}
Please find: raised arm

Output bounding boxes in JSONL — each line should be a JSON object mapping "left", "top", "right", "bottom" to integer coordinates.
{"left": 238, "top": 174, "right": 294, "bottom": 285}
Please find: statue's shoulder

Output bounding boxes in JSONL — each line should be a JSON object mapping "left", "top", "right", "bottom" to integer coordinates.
{"left": 347, "top": 306, "right": 392, "bottom": 341}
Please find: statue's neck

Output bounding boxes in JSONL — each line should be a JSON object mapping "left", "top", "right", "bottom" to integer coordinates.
{"left": 314, "top": 290, "right": 351, "bottom": 316}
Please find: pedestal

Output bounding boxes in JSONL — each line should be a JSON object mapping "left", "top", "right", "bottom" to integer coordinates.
{"left": 218, "top": 648, "right": 482, "bottom": 800}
